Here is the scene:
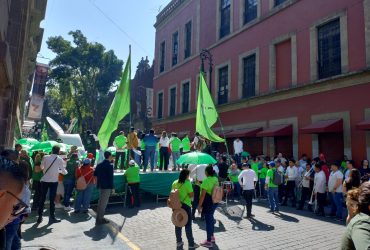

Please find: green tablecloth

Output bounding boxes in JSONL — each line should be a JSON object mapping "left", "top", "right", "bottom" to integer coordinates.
{"left": 91, "top": 172, "right": 179, "bottom": 201}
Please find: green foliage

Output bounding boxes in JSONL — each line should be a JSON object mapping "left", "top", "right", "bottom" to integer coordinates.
{"left": 45, "top": 30, "right": 123, "bottom": 133}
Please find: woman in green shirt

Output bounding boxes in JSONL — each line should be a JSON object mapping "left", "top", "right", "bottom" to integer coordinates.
{"left": 171, "top": 169, "right": 198, "bottom": 249}
{"left": 259, "top": 161, "right": 268, "bottom": 199}
{"left": 198, "top": 165, "right": 219, "bottom": 248}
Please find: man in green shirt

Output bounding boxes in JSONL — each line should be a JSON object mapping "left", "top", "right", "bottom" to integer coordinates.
{"left": 265, "top": 161, "right": 279, "bottom": 213}
{"left": 181, "top": 134, "right": 191, "bottom": 154}
{"left": 124, "top": 160, "right": 140, "bottom": 208}
{"left": 170, "top": 133, "right": 182, "bottom": 171}
{"left": 114, "top": 131, "right": 127, "bottom": 170}
{"left": 259, "top": 162, "right": 268, "bottom": 199}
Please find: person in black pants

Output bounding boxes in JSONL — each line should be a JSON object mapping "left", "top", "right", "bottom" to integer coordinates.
{"left": 159, "top": 131, "right": 169, "bottom": 171}
{"left": 238, "top": 163, "right": 257, "bottom": 218}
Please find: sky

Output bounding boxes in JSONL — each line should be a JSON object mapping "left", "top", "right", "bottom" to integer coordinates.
{"left": 38, "top": 0, "right": 171, "bottom": 70}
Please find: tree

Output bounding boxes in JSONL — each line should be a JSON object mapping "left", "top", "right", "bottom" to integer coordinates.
{"left": 46, "top": 30, "right": 123, "bottom": 133}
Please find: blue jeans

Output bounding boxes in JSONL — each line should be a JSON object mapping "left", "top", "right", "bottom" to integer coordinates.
{"left": 175, "top": 204, "right": 194, "bottom": 245}
{"left": 172, "top": 151, "right": 181, "bottom": 170}
{"left": 63, "top": 179, "right": 75, "bottom": 207}
{"left": 144, "top": 146, "right": 156, "bottom": 171}
{"left": 329, "top": 192, "right": 343, "bottom": 218}
{"left": 259, "top": 179, "right": 266, "bottom": 197}
{"left": 233, "top": 182, "right": 241, "bottom": 199}
{"left": 74, "top": 184, "right": 94, "bottom": 211}
{"left": 5, "top": 222, "right": 21, "bottom": 250}
{"left": 268, "top": 187, "right": 279, "bottom": 212}
{"left": 204, "top": 204, "right": 217, "bottom": 242}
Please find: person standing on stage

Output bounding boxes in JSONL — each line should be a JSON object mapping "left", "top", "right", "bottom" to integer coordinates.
{"left": 233, "top": 138, "right": 243, "bottom": 166}
{"left": 127, "top": 127, "right": 139, "bottom": 164}
{"left": 181, "top": 134, "right": 191, "bottom": 155}
{"left": 169, "top": 133, "right": 182, "bottom": 171}
{"left": 159, "top": 131, "right": 170, "bottom": 171}
{"left": 238, "top": 163, "right": 257, "bottom": 218}
{"left": 113, "top": 131, "right": 127, "bottom": 170}
{"left": 94, "top": 151, "right": 114, "bottom": 225}
{"left": 143, "top": 129, "right": 159, "bottom": 172}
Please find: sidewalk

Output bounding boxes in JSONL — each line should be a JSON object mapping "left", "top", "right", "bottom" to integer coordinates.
{"left": 21, "top": 208, "right": 133, "bottom": 250}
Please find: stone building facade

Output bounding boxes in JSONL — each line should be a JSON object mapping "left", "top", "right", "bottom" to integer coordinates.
{"left": 0, "top": 0, "right": 47, "bottom": 150}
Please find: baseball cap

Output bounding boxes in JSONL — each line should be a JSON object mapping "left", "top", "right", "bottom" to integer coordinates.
{"left": 129, "top": 160, "right": 136, "bottom": 166}
{"left": 83, "top": 158, "right": 91, "bottom": 165}
{"left": 268, "top": 161, "right": 276, "bottom": 167}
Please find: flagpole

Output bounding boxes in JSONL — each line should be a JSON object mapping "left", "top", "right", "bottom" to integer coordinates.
{"left": 129, "top": 45, "right": 132, "bottom": 130}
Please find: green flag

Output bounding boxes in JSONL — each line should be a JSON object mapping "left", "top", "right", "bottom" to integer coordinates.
{"left": 196, "top": 72, "right": 225, "bottom": 142}
{"left": 98, "top": 50, "right": 131, "bottom": 150}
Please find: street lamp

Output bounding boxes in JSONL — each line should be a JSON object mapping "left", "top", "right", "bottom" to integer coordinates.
{"left": 200, "top": 49, "right": 214, "bottom": 95}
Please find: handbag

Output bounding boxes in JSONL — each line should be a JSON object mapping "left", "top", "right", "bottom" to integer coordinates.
{"left": 76, "top": 168, "right": 93, "bottom": 191}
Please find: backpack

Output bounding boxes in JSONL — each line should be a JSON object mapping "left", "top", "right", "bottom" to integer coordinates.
{"left": 212, "top": 185, "right": 223, "bottom": 204}
{"left": 167, "top": 185, "right": 182, "bottom": 210}
{"left": 272, "top": 169, "right": 283, "bottom": 185}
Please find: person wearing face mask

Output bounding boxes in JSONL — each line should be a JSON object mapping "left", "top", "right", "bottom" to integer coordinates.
{"left": 0, "top": 156, "right": 27, "bottom": 249}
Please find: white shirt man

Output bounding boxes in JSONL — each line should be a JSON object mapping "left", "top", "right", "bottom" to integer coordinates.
{"left": 286, "top": 165, "right": 298, "bottom": 181}
{"left": 40, "top": 154, "right": 67, "bottom": 183}
{"left": 233, "top": 139, "right": 243, "bottom": 155}
{"left": 328, "top": 169, "right": 343, "bottom": 193}
{"left": 313, "top": 170, "right": 326, "bottom": 194}
{"left": 238, "top": 164, "right": 257, "bottom": 218}
{"left": 238, "top": 167, "right": 257, "bottom": 190}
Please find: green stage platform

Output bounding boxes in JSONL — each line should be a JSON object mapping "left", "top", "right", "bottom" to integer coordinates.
{"left": 91, "top": 171, "right": 180, "bottom": 202}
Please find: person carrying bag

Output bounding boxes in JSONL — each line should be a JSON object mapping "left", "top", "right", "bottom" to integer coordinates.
{"left": 74, "top": 158, "right": 95, "bottom": 213}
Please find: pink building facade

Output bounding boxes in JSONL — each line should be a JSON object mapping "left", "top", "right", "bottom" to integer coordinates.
{"left": 152, "top": 0, "right": 370, "bottom": 164}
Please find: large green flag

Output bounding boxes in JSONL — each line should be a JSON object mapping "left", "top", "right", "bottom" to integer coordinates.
{"left": 196, "top": 72, "right": 225, "bottom": 142}
{"left": 98, "top": 51, "right": 131, "bottom": 150}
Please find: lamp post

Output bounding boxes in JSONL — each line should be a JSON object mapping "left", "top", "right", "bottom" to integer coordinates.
{"left": 200, "top": 49, "right": 213, "bottom": 95}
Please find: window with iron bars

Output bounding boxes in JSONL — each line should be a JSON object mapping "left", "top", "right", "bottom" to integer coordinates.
{"left": 160, "top": 41, "right": 165, "bottom": 73}
{"left": 244, "top": 0, "right": 257, "bottom": 24}
{"left": 317, "top": 18, "right": 341, "bottom": 79}
{"left": 182, "top": 82, "right": 190, "bottom": 113}
{"left": 218, "top": 66, "right": 229, "bottom": 105}
{"left": 157, "top": 92, "right": 163, "bottom": 119}
{"left": 169, "top": 87, "right": 176, "bottom": 116}
{"left": 220, "top": 0, "right": 231, "bottom": 39}
{"left": 242, "top": 54, "right": 256, "bottom": 98}
{"left": 172, "top": 32, "right": 178, "bottom": 66}
{"left": 184, "top": 21, "right": 192, "bottom": 59}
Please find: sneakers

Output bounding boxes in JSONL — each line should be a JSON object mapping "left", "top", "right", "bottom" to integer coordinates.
{"left": 211, "top": 236, "right": 216, "bottom": 243}
{"left": 176, "top": 241, "right": 184, "bottom": 247}
{"left": 200, "top": 240, "right": 213, "bottom": 248}
{"left": 49, "top": 217, "right": 61, "bottom": 224}
{"left": 189, "top": 243, "right": 199, "bottom": 249}
{"left": 55, "top": 203, "right": 64, "bottom": 209}
{"left": 64, "top": 206, "right": 72, "bottom": 211}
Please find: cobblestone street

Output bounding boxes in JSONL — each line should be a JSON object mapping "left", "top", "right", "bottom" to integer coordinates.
{"left": 100, "top": 199, "right": 346, "bottom": 250}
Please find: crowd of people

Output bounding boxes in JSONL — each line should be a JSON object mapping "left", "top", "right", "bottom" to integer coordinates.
{"left": 0, "top": 128, "right": 369, "bottom": 249}
{"left": 0, "top": 144, "right": 118, "bottom": 250}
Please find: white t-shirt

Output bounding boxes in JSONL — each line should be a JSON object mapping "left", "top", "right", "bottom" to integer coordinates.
{"left": 238, "top": 169, "right": 257, "bottom": 190}
{"left": 189, "top": 164, "right": 207, "bottom": 182}
{"left": 286, "top": 166, "right": 298, "bottom": 181}
{"left": 40, "top": 154, "right": 67, "bottom": 183}
{"left": 159, "top": 136, "right": 170, "bottom": 147}
{"left": 328, "top": 170, "right": 343, "bottom": 193}
{"left": 314, "top": 171, "right": 326, "bottom": 193}
{"left": 233, "top": 140, "right": 243, "bottom": 154}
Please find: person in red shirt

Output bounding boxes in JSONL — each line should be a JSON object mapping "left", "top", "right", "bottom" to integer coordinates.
{"left": 74, "top": 159, "right": 95, "bottom": 213}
